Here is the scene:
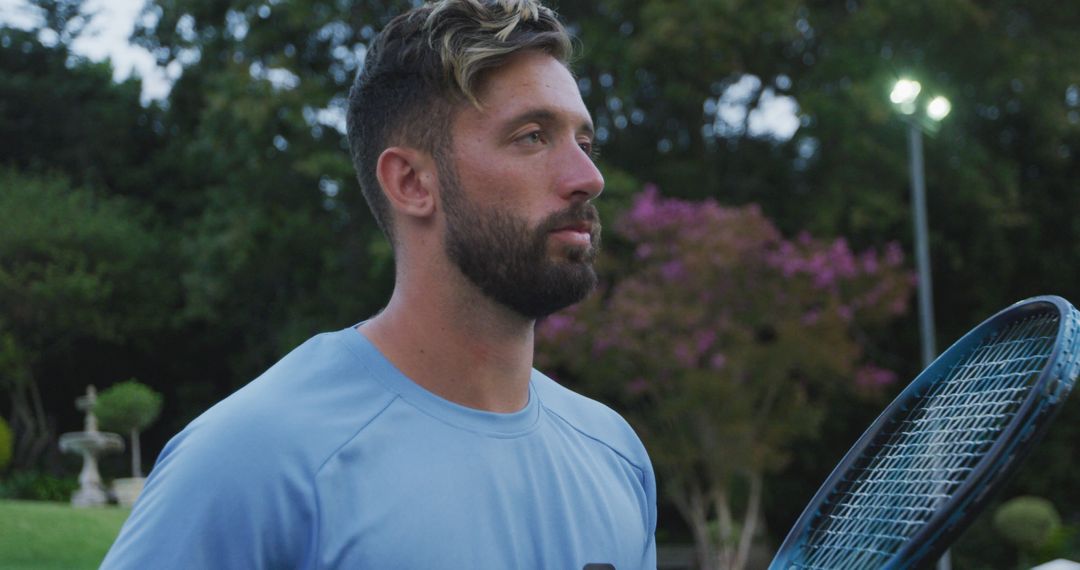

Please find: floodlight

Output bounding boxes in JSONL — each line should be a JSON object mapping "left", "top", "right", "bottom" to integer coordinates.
{"left": 926, "top": 96, "right": 952, "bottom": 121}
{"left": 890, "top": 79, "right": 922, "bottom": 105}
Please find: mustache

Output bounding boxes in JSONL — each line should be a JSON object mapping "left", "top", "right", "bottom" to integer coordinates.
{"left": 536, "top": 203, "right": 601, "bottom": 236}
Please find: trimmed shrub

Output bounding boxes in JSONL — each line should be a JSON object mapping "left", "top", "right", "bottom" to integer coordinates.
{"left": 94, "top": 380, "right": 163, "bottom": 435}
{"left": 993, "top": 496, "right": 1061, "bottom": 551}
{"left": 94, "top": 379, "right": 163, "bottom": 478}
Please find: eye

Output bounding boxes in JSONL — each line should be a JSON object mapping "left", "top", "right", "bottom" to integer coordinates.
{"left": 518, "top": 130, "right": 547, "bottom": 145}
{"left": 580, "top": 140, "right": 601, "bottom": 161}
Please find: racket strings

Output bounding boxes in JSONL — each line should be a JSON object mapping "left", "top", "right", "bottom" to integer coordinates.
{"left": 792, "top": 311, "right": 1060, "bottom": 569}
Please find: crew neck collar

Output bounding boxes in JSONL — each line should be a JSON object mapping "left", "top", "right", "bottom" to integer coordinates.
{"left": 337, "top": 326, "right": 542, "bottom": 437}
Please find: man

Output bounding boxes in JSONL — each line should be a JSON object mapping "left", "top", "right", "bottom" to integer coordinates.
{"left": 102, "top": 1, "right": 656, "bottom": 568}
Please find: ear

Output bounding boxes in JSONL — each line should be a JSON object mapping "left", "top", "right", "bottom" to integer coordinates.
{"left": 375, "top": 146, "right": 437, "bottom": 221}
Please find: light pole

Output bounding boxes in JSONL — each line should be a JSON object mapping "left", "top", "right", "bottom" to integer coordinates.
{"left": 890, "top": 77, "right": 952, "bottom": 570}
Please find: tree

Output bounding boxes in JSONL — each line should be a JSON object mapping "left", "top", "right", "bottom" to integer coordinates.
{"left": 94, "top": 380, "right": 164, "bottom": 479}
{"left": 554, "top": 0, "right": 1080, "bottom": 549}
{"left": 0, "top": 2, "right": 164, "bottom": 202}
{"left": 124, "top": 0, "right": 397, "bottom": 396}
{"left": 537, "top": 187, "right": 912, "bottom": 570}
{"left": 1, "top": 1, "right": 181, "bottom": 472}
{"left": 5, "top": 1, "right": 1078, "bottom": 563}
{"left": 0, "top": 168, "right": 165, "bottom": 469}
{"left": 564, "top": 0, "right": 1080, "bottom": 341}
{"left": 3, "top": 0, "right": 394, "bottom": 447}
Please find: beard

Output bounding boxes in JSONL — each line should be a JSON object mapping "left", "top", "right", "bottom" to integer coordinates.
{"left": 440, "top": 162, "right": 601, "bottom": 320}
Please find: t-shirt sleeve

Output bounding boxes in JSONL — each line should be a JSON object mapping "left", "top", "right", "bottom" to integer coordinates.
{"left": 100, "top": 415, "right": 316, "bottom": 570}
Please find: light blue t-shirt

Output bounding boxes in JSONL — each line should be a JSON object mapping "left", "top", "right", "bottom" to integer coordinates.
{"left": 102, "top": 327, "right": 657, "bottom": 569}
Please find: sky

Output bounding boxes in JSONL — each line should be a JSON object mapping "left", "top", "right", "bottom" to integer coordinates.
{"left": 0, "top": 0, "right": 173, "bottom": 102}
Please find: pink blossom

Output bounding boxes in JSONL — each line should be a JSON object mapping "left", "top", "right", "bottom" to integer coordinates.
{"left": 592, "top": 334, "right": 616, "bottom": 355}
{"left": 770, "top": 244, "right": 803, "bottom": 277}
{"left": 885, "top": 242, "right": 904, "bottom": 266}
{"left": 855, "top": 365, "right": 898, "bottom": 388}
{"left": 813, "top": 267, "right": 836, "bottom": 288}
{"left": 661, "top": 260, "right": 687, "bottom": 282}
{"left": 860, "top": 251, "right": 879, "bottom": 274}
{"left": 837, "top": 305, "right": 853, "bottom": 322}
{"left": 830, "top": 239, "right": 858, "bottom": 278}
{"left": 673, "top": 343, "right": 695, "bottom": 367}
{"left": 695, "top": 330, "right": 717, "bottom": 354}
{"left": 535, "top": 185, "right": 914, "bottom": 416}
{"left": 537, "top": 314, "right": 575, "bottom": 341}
{"left": 627, "top": 377, "right": 650, "bottom": 395}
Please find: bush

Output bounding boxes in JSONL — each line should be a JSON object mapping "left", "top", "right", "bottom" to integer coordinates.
{"left": 0, "top": 471, "right": 79, "bottom": 502}
{"left": 993, "top": 496, "right": 1061, "bottom": 551}
{"left": 0, "top": 416, "right": 11, "bottom": 471}
{"left": 95, "top": 379, "right": 163, "bottom": 478}
{"left": 94, "top": 380, "right": 162, "bottom": 435}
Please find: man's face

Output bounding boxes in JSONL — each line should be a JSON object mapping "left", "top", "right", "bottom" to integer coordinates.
{"left": 440, "top": 51, "right": 604, "bottom": 319}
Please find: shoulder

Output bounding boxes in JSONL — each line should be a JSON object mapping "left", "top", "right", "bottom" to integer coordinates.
{"left": 531, "top": 371, "right": 651, "bottom": 473}
{"left": 102, "top": 329, "right": 400, "bottom": 569}
{"left": 178, "top": 329, "right": 398, "bottom": 466}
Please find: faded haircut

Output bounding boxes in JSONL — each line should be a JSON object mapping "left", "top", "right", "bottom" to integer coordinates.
{"left": 346, "top": 0, "right": 573, "bottom": 243}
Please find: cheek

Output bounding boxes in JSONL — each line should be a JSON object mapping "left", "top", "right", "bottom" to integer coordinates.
{"left": 456, "top": 156, "right": 539, "bottom": 209}
{"left": 449, "top": 137, "right": 559, "bottom": 224}
{"left": 455, "top": 152, "right": 503, "bottom": 191}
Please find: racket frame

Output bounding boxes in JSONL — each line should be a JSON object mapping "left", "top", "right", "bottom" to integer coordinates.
{"left": 770, "top": 295, "right": 1080, "bottom": 570}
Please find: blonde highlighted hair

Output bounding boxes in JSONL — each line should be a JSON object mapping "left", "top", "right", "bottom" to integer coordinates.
{"left": 425, "top": 0, "right": 571, "bottom": 106}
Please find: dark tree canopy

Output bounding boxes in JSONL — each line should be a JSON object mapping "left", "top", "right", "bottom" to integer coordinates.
{"left": 2, "top": 0, "right": 1079, "bottom": 564}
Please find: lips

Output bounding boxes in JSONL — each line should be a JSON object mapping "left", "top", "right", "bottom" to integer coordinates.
{"left": 552, "top": 221, "right": 593, "bottom": 234}
{"left": 542, "top": 204, "right": 601, "bottom": 248}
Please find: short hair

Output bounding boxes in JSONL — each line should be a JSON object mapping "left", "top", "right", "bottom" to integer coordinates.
{"left": 346, "top": 0, "right": 573, "bottom": 242}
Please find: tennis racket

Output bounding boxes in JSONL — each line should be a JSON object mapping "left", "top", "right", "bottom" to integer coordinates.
{"left": 769, "top": 294, "right": 1080, "bottom": 570}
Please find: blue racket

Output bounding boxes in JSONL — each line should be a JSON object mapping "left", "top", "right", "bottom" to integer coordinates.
{"left": 770, "top": 295, "right": 1080, "bottom": 569}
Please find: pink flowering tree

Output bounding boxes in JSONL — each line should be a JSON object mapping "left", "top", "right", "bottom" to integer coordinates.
{"left": 536, "top": 186, "right": 912, "bottom": 570}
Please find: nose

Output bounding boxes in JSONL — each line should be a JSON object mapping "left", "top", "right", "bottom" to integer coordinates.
{"left": 558, "top": 141, "right": 605, "bottom": 203}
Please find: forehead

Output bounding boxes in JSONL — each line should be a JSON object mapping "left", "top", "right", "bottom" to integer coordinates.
{"left": 456, "top": 51, "right": 591, "bottom": 131}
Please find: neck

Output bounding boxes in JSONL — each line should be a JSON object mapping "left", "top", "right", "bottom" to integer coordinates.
{"left": 358, "top": 263, "right": 536, "bottom": 413}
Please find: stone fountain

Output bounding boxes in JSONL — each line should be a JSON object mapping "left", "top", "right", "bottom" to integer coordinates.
{"left": 59, "top": 385, "right": 124, "bottom": 507}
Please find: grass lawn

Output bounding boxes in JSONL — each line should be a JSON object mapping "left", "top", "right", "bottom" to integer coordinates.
{"left": 0, "top": 500, "right": 129, "bottom": 570}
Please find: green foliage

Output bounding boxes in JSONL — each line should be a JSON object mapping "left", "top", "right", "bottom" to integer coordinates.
{"left": 562, "top": 0, "right": 1080, "bottom": 339}
{"left": 4, "top": 2, "right": 1080, "bottom": 568}
{"left": 554, "top": 3, "right": 1080, "bottom": 558}
{"left": 0, "top": 167, "right": 169, "bottom": 469}
{"left": 950, "top": 499, "right": 1017, "bottom": 570}
{"left": 94, "top": 381, "right": 163, "bottom": 435}
{"left": 951, "top": 497, "right": 1080, "bottom": 569}
{"left": 115, "top": 0, "right": 397, "bottom": 395}
{"left": 993, "top": 496, "right": 1061, "bottom": 552}
{"left": 0, "top": 168, "right": 162, "bottom": 345}
{"left": 0, "top": 22, "right": 164, "bottom": 205}
{"left": 537, "top": 188, "right": 912, "bottom": 568}
{"left": 0, "top": 471, "right": 79, "bottom": 502}
{"left": 0, "top": 416, "right": 12, "bottom": 471}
